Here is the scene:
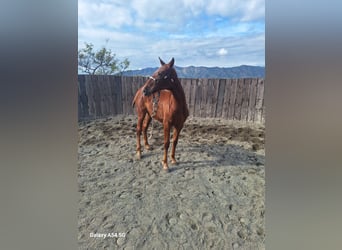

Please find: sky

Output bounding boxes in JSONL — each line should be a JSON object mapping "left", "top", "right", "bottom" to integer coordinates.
{"left": 78, "top": 0, "right": 264, "bottom": 70}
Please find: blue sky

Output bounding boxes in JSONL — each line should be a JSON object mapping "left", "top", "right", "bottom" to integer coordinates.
{"left": 78, "top": 0, "right": 264, "bottom": 70}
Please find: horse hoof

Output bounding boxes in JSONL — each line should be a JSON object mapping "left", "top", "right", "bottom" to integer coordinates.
{"left": 145, "top": 145, "right": 152, "bottom": 150}
{"left": 171, "top": 159, "right": 177, "bottom": 165}
{"left": 136, "top": 152, "right": 141, "bottom": 159}
{"left": 163, "top": 167, "right": 170, "bottom": 173}
{"left": 162, "top": 161, "right": 169, "bottom": 171}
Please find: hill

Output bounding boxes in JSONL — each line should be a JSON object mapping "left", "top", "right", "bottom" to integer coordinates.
{"left": 122, "top": 65, "right": 264, "bottom": 78}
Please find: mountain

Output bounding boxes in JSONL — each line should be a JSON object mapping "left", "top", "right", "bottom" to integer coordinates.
{"left": 122, "top": 65, "right": 264, "bottom": 78}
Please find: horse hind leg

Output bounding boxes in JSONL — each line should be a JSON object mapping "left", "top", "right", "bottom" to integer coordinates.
{"left": 142, "top": 114, "right": 152, "bottom": 150}
{"left": 136, "top": 112, "right": 146, "bottom": 159}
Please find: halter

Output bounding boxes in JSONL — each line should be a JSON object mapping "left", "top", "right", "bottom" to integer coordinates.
{"left": 148, "top": 70, "right": 174, "bottom": 83}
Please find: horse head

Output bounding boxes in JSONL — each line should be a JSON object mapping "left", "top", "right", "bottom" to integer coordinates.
{"left": 143, "top": 57, "right": 177, "bottom": 96}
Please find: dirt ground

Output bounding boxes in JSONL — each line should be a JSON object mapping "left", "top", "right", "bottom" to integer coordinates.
{"left": 78, "top": 115, "right": 265, "bottom": 249}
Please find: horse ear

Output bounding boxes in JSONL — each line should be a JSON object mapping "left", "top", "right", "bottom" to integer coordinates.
{"left": 159, "top": 57, "right": 165, "bottom": 65}
{"left": 168, "top": 57, "right": 175, "bottom": 67}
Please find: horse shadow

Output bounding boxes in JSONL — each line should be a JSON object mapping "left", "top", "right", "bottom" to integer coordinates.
{"left": 167, "top": 143, "right": 265, "bottom": 172}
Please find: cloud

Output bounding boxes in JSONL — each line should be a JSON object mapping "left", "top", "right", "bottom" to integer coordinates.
{"left": 78, "top": 0, "right": 133, "bottom": 29}
{"left": 217, "top": 48, "right": 228, "bottom": 56}
{"left": 78, "top": 0, "right": 265, "bottom": 69}
{"left": 206, "top": 0, "right": 265, "bottom": 21}
{"left": 79, "top": 0, "right": 264, "bottom": 31}
{"left": 79, "top": 27, "right": 264, "bottom": 68}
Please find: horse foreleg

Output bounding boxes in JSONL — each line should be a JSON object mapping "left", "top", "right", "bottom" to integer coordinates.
{"left": 170, "top": 126, "right": 181, "bottom": 164}
{"left": 162, "top": 122, "right": 171, "bottom": 171}
{"left": 136, "top": 113, "right": 145, "bottom": 159}
{"left": 142, "top": 114, "right": 152, "bottom": 150}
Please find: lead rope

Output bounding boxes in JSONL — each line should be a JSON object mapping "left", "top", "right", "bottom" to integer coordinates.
{"left": 148, "top": 119, "right": 154, "bottom": 140}
{"left": 148, "top": 91, "right": 160, "bottom": 140}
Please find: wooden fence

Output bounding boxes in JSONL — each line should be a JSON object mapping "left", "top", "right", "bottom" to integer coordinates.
{"left": 78, "top": 75, "right": 265, "bottom": 123}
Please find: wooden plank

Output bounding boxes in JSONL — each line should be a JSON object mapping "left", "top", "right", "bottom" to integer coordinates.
{"left": 228, "top": 78, "right": 238, "bottom": 120}
{"left": 102, "top": 76, "right": 111, "bottom": 116}
{"left": 194, "top": 79, "right": 202, "bottom": 117}
{"left": 180, "top": 78, "right": 187, "bottom": 98}
{"left": 134, "top": 76, "right": 140, "bottom": 93}
{"left": 108, "top": 76, "right": 115, "bottom": 115}
{"left": 126, "top": 76, "right": 131, "bottom": 115}
{"left": 115, "top": 76, "right": 121, "bottom": 115}
{"left": 189, "top": 79, "right": 197, "bottom": 117}
{"left": 95, "top": 76, "right": 103, "bottom": 117}
{"left": 104, "top": 76, "right": 112, "bottom": 116}
{"left": 110, "top": 76, "right": 118, "bottom": 116}
{"left": 116, "top": 76, "right": 123, "bottom": 114}
{"left": 90, "top": 75, "right": 96, "bottom": 117}
{"left": 85, "top": 75, "right": 95, "bottom": 118}
{"left": 255, "top": 78, "right": 265, "bottom": 123}
{"left": 181, "top": 78, "right": 191, "bottom": 116}
{"left": 132, "top": 76, "right": 137, "bottom": 95}
{"left": 200, "top": 78, "right": 209, "bottom": 118}
{"left": 260, "top": 79, "right": 265, "bottom": 123}
{"left": 205, "top": 79, "right": 214, "bottom": 117}
{"left": 212, "top": 79, "right": 220, "bottom": 117}
{"left": 222, "top": 79, "right": 231, "bottom": 119}
{"left": 78, "top": 75, "right": 89, "bottom": 119}
{"left": 127, "top": 76, "right": 134, "bottom": 115}
{"left": 196, "top": 78, "right": 205, "bottom": 117}
{"left": 216, "top": 79, "right": 226, "bottom": 118}
{"left": 241, "top": 78, "right": 251, "bottom": 122}
{"left": 97, "top": 75, "right": 106, "bottom": 117}
{"left": 93, "top": 76, "right": 100, "bottom": 117}
{"left": 205, "top": 79, "right": 213, "bottom": 117}
{"left": 122, "top": 76, "right": 127, "bottom": 115}
{"left": 247, "top": 78, "right": 258, "bottom": 122}
{"left": 124, "top": 76, "right": 129, "bottom": 115}
{"left": 198, "top": 79, "right": 208, "bottom": 117}
{"left": 120, "top": 76, "right": 124, "bottom": 115}
{"left": 109, "top": 76, "right": 120, "bottom": 115}
{"left": 98, "top": 76, "right": 104, "bottom": 116}
{"left": 234, "top": 78, "right": 244, "bottom": 120}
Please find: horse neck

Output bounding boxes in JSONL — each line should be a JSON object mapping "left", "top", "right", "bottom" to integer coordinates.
{"left": 172, "top": 78, "right": 187, "bottom": 105}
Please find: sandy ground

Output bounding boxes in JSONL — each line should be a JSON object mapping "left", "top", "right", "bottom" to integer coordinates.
{"left": 78, "top": 115, "right": 265, "bottom": 249}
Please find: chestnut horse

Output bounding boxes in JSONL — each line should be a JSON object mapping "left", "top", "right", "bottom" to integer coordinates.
{"left": 132, "top": 57, "right": 189, "bottom": 171}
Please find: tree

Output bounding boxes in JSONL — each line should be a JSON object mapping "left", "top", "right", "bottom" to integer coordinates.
{"left": 78, "top": 42, "right": 130, "bottom": 75}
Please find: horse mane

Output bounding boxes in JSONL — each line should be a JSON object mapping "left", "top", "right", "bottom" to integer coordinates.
{"left": 169, "top": 68, "right": 189, "bottom": 117}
